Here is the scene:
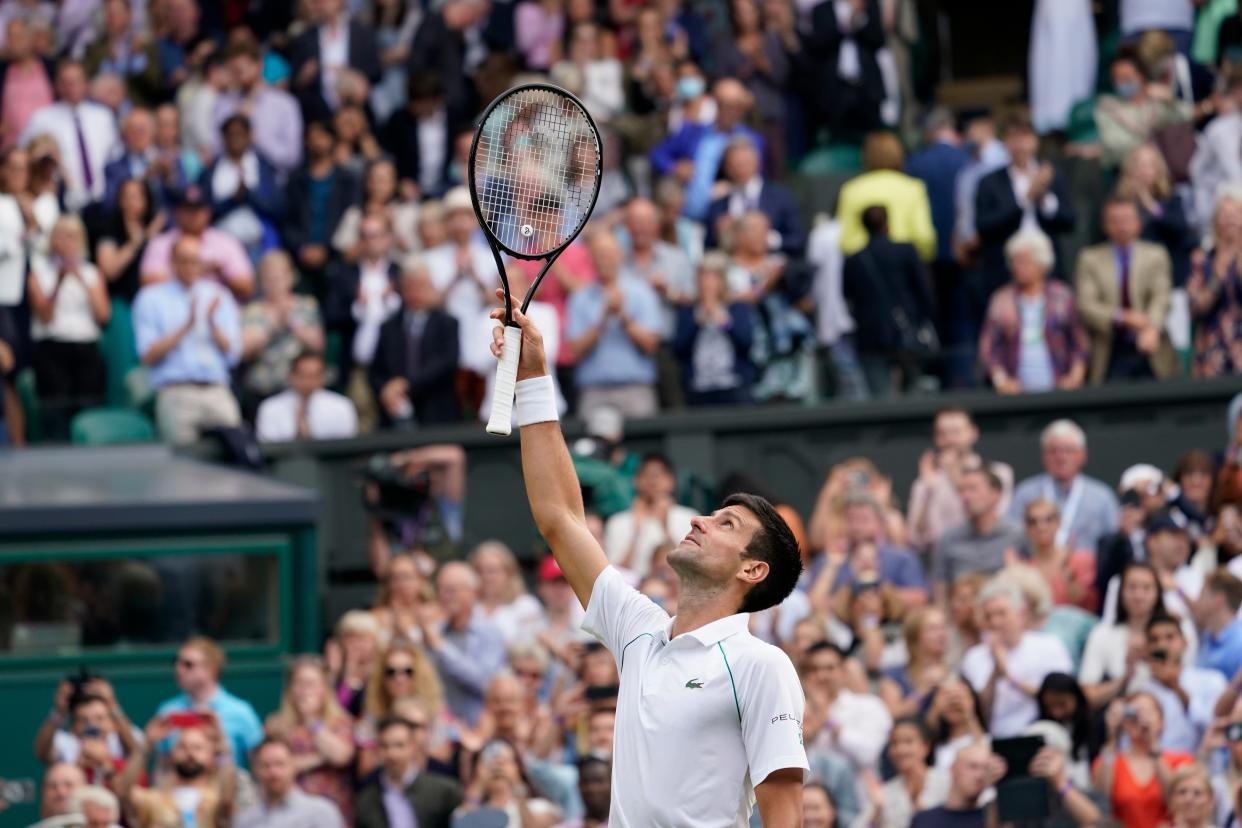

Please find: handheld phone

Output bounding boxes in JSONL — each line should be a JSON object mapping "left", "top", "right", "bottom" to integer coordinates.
{"left": 165, "top": 711, "right": 207, "bottom": 729}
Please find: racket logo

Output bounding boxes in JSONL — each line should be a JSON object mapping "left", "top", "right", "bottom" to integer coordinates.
{"left": 521, "top": 224, "right": 533, "bottom": 237}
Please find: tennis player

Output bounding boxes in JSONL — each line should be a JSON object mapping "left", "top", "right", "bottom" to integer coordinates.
{"left": 491, "top": 303, "right": 809, "bottom": 827}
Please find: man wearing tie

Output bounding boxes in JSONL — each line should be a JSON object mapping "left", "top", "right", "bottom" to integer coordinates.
{"left": 1074, "top": 196, "right": 1178, "bottom": 384}
{"left": 704, "top": 136, "right": 804, "bottom": 256}
{"left": 20, "top": 59, "right": 118, "bottom": 211}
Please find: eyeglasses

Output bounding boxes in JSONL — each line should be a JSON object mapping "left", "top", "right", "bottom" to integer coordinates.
{"left": 385, "top": 666, "right": 415, "bottom": 678}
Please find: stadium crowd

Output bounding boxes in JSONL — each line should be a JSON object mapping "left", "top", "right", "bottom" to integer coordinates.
{"left": 11, "top": 0, "right": 1242, "bottom": 825}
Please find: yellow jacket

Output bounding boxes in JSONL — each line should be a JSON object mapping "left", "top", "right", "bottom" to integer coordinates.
{"left": 836, "top": 169, "right": 937, "bottom": 261}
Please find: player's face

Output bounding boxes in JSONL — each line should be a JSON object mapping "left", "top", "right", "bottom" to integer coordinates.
{"left": 669, "top": 505, "right": 757, "bottom": 587}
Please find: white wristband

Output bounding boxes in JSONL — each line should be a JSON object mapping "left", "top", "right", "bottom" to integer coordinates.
{"left": 515, "top": 375, "right": 559, "bottom": 428}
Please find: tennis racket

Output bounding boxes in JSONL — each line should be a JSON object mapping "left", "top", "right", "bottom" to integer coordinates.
{"left": 468, "top": 83, "right": 603, "bottom": 436}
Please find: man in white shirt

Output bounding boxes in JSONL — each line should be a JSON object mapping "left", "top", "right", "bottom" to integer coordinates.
{"left": 20, "top": 59, "right": 119, "bottom": 211}
{"left": 256, "top": 351, "right": 357, "bottom": 442}
{"left": 604, "top": 452, "right": 697, "bottom": 578}
{"left": 1137, "top": 615, "right": 1225, "bottom": 754}
{"left": 962, "top": 578, "right": 1072, "bottom": 737}
{"left": 495, "top": 307, "right": 808, "bottom": 826}
{"left": 801, "top": 641, "right": 892, "bottom": 773}
{"left": 423, "top": 186, "right": 496, "bottom": 357}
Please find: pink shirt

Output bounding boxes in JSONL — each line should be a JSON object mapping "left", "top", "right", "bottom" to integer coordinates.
{"left": 139, "top": 228, "right": 255, "bottom": 296}
{"left": 512, "top": 241, "right": 596, "bottom": 366}
{"left": 1, "top": 62, "right": 54, "bottom": 151}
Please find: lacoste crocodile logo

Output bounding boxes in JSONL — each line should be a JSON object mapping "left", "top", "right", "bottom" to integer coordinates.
{"left": 685, "top": 678, "right": 704, "bottom": 689}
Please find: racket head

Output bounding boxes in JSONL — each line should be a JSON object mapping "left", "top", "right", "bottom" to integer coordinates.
{"left": 468, "top": 83, "right": 603, "bottom": 262}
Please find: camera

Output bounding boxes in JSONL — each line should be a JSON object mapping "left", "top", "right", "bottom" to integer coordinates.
{"left": 361, "top": 455, "right": 434, "bottom": 520}
{"left": 1150, "top": 648, "right": 1169, "bottom": 663}
{"left": 65, "top": 665, "right": 100, "bottom": 707}
{"left": 1124, "top": 705, "right": 1140, "bottom": 722}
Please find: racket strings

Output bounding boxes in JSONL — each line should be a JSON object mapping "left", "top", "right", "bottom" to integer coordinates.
{"left": 473, "top": 88, "right": 600, "bottom": 257}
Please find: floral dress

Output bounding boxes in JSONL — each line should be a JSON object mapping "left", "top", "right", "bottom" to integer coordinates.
{"left": 1192, "top": 251, "right": 1242, "bottom": 378}
{"left": 286, "top": 718, "right": 355, "bottom": 823}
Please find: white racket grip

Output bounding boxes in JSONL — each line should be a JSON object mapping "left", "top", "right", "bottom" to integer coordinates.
{"left": 486, "top": 326, "right": 523, "bottom": 436}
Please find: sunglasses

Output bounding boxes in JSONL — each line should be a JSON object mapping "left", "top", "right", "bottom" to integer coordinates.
{"left": 385, "top": 666, "right": 415, "bottom": 678}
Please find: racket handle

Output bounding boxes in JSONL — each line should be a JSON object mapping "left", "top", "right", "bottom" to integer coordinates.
{"left": 486, "top": 325, "right": 523, "bottom": 436}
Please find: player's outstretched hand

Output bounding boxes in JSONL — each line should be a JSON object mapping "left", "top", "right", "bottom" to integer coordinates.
{"left": 490, "top": 288, "right": 547, "bottom": 381}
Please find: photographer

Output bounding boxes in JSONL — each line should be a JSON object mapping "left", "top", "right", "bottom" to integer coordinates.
{"left": 34, "top": 676, "right": 140, "bottom": 786}
{"left": 1094, "top": 691, "right": 1195, "bottom": 828}
{"left": 1135, "top": 616, "right": 1225, "bottom": 753}
{"left": 365, "top": 444, "right": 466, "bottom": 578}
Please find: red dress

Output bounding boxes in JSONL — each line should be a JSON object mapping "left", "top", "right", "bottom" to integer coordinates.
{"left": 1098, "top": 751, "right": 1194, "bottom": 828}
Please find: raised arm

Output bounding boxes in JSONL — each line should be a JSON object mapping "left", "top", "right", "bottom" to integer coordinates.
{"left": 491, "top": 297, "right": 609, "bottom": 608}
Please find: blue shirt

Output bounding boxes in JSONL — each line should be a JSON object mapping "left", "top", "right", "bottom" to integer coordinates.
{"left": 133, "top": 278, "right": 242, "bottom": 388}
{"left": 156, "top": 685, "right": 264, "bottom": 769}
{"left": 829, "top": 544, "right": 929, "bottom": 593}
{"left": 1200, "top": 620, "right": 1242, "bottom": 680}
{"left": 566, "top": 278, "right": 662, "bottom": 388}
{"left": 906, "top": 141, "right": 969, "bottom": 261}
{"left": 649, "top": 123, "right": 765, "bottom": 220}
{"left": 429, "top": 609, "right": 508, "bottom": 726}
{"left": 306, "top": 172, "right": 336, "bottom": 243}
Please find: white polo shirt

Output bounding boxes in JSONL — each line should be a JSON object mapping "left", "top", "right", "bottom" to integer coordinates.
{"left": 583, "top": 565, "right": 809, "bottom": 827}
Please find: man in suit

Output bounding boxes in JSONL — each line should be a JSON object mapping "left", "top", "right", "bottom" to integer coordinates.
{"left": 1075, "top": 196, "right": 1177, "bottom": 384}
{"left": 370, "top": 259, "right": 461, "bottom": 426}
{"left": 378, "top": 71, "right": 458, "bottom": 199}
{"left": 406, "top": 0, "right": 492, "bottom": 123}
{"left": 704, "top": 136, "right": 804, "bottom": 256}
{"left": 202, "top": 114, "right": 285, "bottom": 259}
{"left": 805, "top": 0, "right": 885, "bottom": 141}
{"left": 354, "top": 715, "right": 463, "bottom": 828}
{"left": 288, "top": 0, "right": 381, "bottom": 123}
{"left": 973, "top": 114, "right": 1076, "bottom": 327}
{"left": 283, "top": 120, "right": 359, "bottom": 300}
{"left": 842, "top": 205, "right": 935, "bottom": 397}
{"left": 102, "top": 107, "right": 159, "bottom": 209}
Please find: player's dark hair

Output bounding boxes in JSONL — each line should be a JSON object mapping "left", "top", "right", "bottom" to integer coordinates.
{"left": 730, "top": 490, "right": 802, "bottom": 614}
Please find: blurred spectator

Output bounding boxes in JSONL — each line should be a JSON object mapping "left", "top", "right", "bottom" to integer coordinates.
{"left": 366, "top": 0, "right": 424, "bottom": 124}
{"left": 1164, "top": 765, "right": 1217, "bottom": 828}
{"left": 240, "top": 249, "right": 324, "bottom": 403}
{"left": 515, "top": 0, "right": 564, "bottom": 71}
{"left": 203, "top": 114, "right": 285, "bottom": 261}
{"left": 811, "top": 491, "right": 926, "bottom": 609}
{"left": 672, "top": 251, "right": 756, "bottom": 406}
{"left": 550, "top": 22, "right": 625, "bottom": 121}
{"left": 838, "top": 132, "right": 936, "bottom": 261}
{"left": 284, "top": 120, "right": 359, "bottom": 298}
{"left": 370, "top": 258, "right": 461, "bottom": 426}
{"left": 1096, "top": 47, "right": 1191, "bottom": 170}
{"left": 1198, "top": 570, "right": 1242, "bottom": 679}
{"left": 19, "top": 59, "right": 118, "bottom": 212}
{"left": 27, "top": 214, "right": 108, "bottom": 438}
{"left": 855, "top": 718, "right": 949, "bottom": 827}
{"left": 1093, "top": 691, "right": 1194, "bottom": 828}
{"left": 155, "top": 636, "right": 264, "bottom": 768}
{"left": 1136, "top": 615, "right": 1225, "bottom": 753}
{"left": 133, "top": 234, "right": 242, "bottom": 444}
{"left": 152, "top": 103, "right": 197, "bottom": 193}
{"left": 102, "top": 107, "right": 159, "bottom": 209}
{"left": 603, "top": 452, "right": 696, "bottom": 577}
{"left": 806, "top": 0, "right": 885, "bottom": 140}
{"left": 931, "top": 466, "right": 1023, "bottom": 605}
{"left": 802, "top": 782, "right": 839, "bottom": 828}
{"left": 961, "top": 578, "right": 1072, "bottom": 736}
{"left": 454, "top": 737, "right": 562, "bottom": 824}
{"left": 71, "top": 785, "right": 121, "bottom": 828}
{"left": 34, "top": 678, "right": 140, "bottom": 781}
{"left": 422, "top": 561, "right": 507, "bottom": 726}
{"left": 1028, "top": 0, "right": 1097, "bottom": 134}
{"left": 1021, "top": 498, "right": 1098, "bottom": 612}
{"left": 332, "top": 104, "right": 384, "bottom": 177}
{"left": 332, "top": 158, "right": 419, "bottom": 262}
{"left": 704, "top": 135, "right": 803, "bottom": 255}
{"left": 952, "top": 114, "right": 1008, "bottom": 266}
{"left": 0, "top": 149, "right": 56, "bottom": 341}
{"left": 471, "top": 541, "right": 547, "bottom": 643}
{"left": 973, "top": 115, "right": 1076, "bottom": 322}
{"left": 1117, "top": 143, "right": 1197, "bottom": 289}
{"left": 1120, "top": 0, "right": 1195, "bottom": 54}
{"left": 619, "top": 196, "right": 694, "bottom": 344}
{"left": 234, "top": 737, "right": 345, "bottom": 828}
{"left": 907, "top": 406, "right": 1014, "bottom": 554}
{"left": 256, "top": 350, "right": 358, "bottom": 442}
{"left": 1190, "top": 71, "right": 1242, "bottom": 232}
{"left": 1076, "top": 196, "right": 1177, "bottom": 385}
{"left": 379, "top": 72, "right": 457, "bottom": 201}
{"left": 81, "top": 0, "right": 159, "bottom": 107}
{"left": 424, "top": 186, "right": 495, "bottom": 359}
{"left": 650, "top": 77, "right": 763, "bottom": 221}
{"left": 906, "top": 108, "right": 968, "bottom": 268}
{"left": 715, "top": 0, "right": 788, "bottom": 174}
{"left": 38, "top": 762, "right": 85, "bottom": 822}
{"left": 1081, "top": 562, "right": 1168, "bottom": 706}
{"left": 800, "top": 641, "right": 893, "bottom": 773}
{"left": 879, "top": 607, "right": 952, "bottom": 719}
{"left": 356, "top": 640, "right": 445, "bottom": 776}
{"left": 330, "top": 609, "right": 382, "bottom": 718}
{"left": 354, "top": 715, "right": 463, "bottom": 828}
{"left": 979, "top": 230, "right": 1089, "bottom": 395}
{"left": 910, "top": 741, "right": 996, "bottom": 827}
{"left": 139, "top": 185, "right": 256, "bottom": 300}
{"left": 406, "top": 0, "right": 491, "bottom": 122}
{"left": 96, "top": 178, "right": 164, "bottom": 303}
{"left": 567, "top": 232, "right": 661, "bottom": 420}
{"left": 179, "top": 52, "right": 233, "bottom": 173}
{"left": 213, "top": 41, "right": 304, "bottom": 176}
{"left": 289, "top": 0, "right": 382, "bottom": 122}
{"left": 557, "top": 754, "right": 610, "bottom": 828}
{"left": 325, "top": 212, "right": 400, "bottom": 432}
{"left": 263, "top": 656, "right": 356, "bottom": 820}
{"left": 0, "top": 19, "right": 54, "bottom": 153}
{"left": 1010, "top": 419, "right": 1120, "bottom": 553}
{"left": 842, "top": 204, "right": 935, "bottom": 397}
{"left": 1190, "top": 185, "right": 1242, "bottom": 378}
{"left": 116, "top": 716, "right": 239, "bottom": 828}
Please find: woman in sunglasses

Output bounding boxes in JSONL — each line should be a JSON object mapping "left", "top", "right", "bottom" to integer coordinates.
{"left": 1021, "top": 498, "right": 1098, "bottom": 612}
{"left": 264, "top": 655, "right": 356, "bottom": 821}
{"left": 356, "top": 638, "right": 449, "bottom": 776}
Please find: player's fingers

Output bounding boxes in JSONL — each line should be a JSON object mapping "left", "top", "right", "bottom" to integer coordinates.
{"left": 494, "top": 288, "right": 505, "bottom": 300}
{"left": 490, "top": 324, "right": 505, "bottom": 359}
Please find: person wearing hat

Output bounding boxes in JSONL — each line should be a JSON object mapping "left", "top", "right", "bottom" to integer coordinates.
{"left": 138, "top": 184, "right": 255, "bottom": 300}
{"left": 1095, "top": 463, "right": 1171, "bottom": 599}
{"left": 423, "top": 186, "right": 497, "bottom": 362}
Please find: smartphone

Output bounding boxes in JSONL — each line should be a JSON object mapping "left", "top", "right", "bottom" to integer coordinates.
{"left": 165, "top": 711, "right": 207, "bottom": 729}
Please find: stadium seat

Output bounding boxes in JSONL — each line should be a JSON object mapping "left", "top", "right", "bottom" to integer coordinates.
{"left": 15, "top": 368, "right": 42, "bottom": 444}
{"left": 69, "top": 407, "right": 157, "bottom": 445}
{"left": 100, "top": 298, "right": 140, "bottom": 408}
{"left": 797, "top": 143, "right": 862, "bottom": 176}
